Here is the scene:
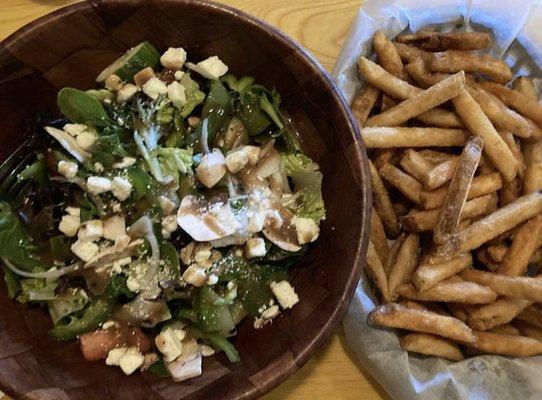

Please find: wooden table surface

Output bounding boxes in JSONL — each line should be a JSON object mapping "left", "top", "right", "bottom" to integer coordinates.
{"left": 0, "top": 1, "right": 387, "bottom": 399}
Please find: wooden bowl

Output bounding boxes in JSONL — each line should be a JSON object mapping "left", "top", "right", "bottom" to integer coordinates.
{"left": 0, "top": 1, "right": 370, "bottom": 399}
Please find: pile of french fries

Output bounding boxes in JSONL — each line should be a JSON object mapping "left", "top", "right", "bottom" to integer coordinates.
{"left": 356, "top": 29, "right": 542, "bottom": 361}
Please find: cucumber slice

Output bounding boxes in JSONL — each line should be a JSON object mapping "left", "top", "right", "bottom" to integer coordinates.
{"left": 96, "top": 41, "right": 160, "bottom": 83}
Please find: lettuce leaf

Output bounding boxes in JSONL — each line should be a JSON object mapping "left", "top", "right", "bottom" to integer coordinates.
{"left": 282, "top": 153, "right": 326, "bottom": 222}
{"left": 0, "top": 202, "right": 44, "bottom": 271}
{"left": 179, "top": 75, "right": 205, "bottom": 118}
{"left": 48, "top": 288, "right": 89, "bottom": 324}
{"left": 152, "top": 147, "right": 193, "bottom": 183}
{"left": 18, "top": 278, "right": 58, "bottom": 303}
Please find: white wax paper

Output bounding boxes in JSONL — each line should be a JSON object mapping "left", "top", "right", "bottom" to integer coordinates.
{"left": 332, "top": 0, "right": 542, "bottom": 398}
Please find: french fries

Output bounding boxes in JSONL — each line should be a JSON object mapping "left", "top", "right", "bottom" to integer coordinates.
{"left": 480, "top": 82, "right": 542, "bottom": 127}
{"left": 456, "top": 192, "right": 542, "bottom": 253}
{"left": 461, "top": 270, "right": 542, "bottom": 302}
{"left": 401, "top": 194, "right": 495, "bottom": 232}
{"left": 466, "top": 298, "right": 532, "bottom": 331}
{"left": 351, "top": 84, "right": 380, "bottom": 127}
{"left": 452, "top": 90, "right": 518, "bottom": 182}
{"left": 427, "top": 51, "right": 513, "bottom": 84}
{"left": 366, "top": 241, "right": 391, "bottom": 302}
{"left": 379, "top": 163, "right": 423, "bottom": 204}
{"left": 467, "top": 331, "right": 542, "bottom": 357}
{"left": 468, "top": 87, "right": 541, "bottom": 140}
{"left": 513, "top": 76, "right": 538, "bottom": 101}
{"left": 497, "top": 215, "right": 542, "bottom": 276}
{"left": 396, "top": 30, "right": 491, "bottom": 51}
{"left": 388, "top": 234, "right": 420, "bottom": 300}
{"left": 369, "top": 160, "right": 400, "bottom": 238}
{"left": 523, "top": 142, "right": 542, "bottom": 194}
{"left": 419, "top": 172, "right": 502, "bottom": 209}
{"left": 370, "top": 208, "right": 389, "bottom": 262}
{"left": 359, "top": 28, "right": 542, "bottom": 360}
{"left": 400, "top": 333, "right": 464, "bottom": 361}
{"left": 433, "top": 136, "right": 483, "bottom": 244}
{"left": 366, "top": 72, "right": 466, "bottom": 127}
{"left": 361, "top": 127, "right": 468, "bottom": 148}
{"left": 412, "top": 253, "right": 472, "bottom": 291}
{"left": 373, "top": 31, "right": 408, "bottom": 80}
{"left": 369, "top": 303, "right": 475, "bottom": 342}
{"left": 397, "top": 280, "right": 497, "bottom": 304}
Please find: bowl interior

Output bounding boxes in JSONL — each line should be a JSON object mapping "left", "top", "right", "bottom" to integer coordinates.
{"left": 0, "top": 1, "right": 370, "bottom": 399}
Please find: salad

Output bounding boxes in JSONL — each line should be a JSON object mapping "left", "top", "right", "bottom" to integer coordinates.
{"left": 0, "top": 42, "right": 325, "bottom": 381}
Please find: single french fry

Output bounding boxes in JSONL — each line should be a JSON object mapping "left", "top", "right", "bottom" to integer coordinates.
{"left": 369, "top": 160, "right": 400, "bottom": 238}
{"left": 397, "top": 280, "right": 497, "bottom": 304}
{"left": 428, "top": 51, "right": 513, "bottom": 84}
{"left": 405, "top": 58, "right": 452, "bottom": 88}
{"left": 467, "top": 298, "right": 532, "bottom": 331}
{"left": 384, "top": 233, "right": 406, "bottom": 276}
{"left": 394, "top": 42, "right": 434, "bottom": 64}
{"left": 452, "top": 90, "right": 518, "bottom": 182}
{"left": 523, "top": 141, "right": 542, "bottom": 194}
{"left": 434, "top": 136, "right": 483, "bottom": 244}
{"left": 370, "top": 208, "right": 389, "bottom": 262}
{"left": 351, "top": 84, "right": 380, "bottom": 127}
{"left": 486, "top": 244, "right": 507, "bottom": 263}
{"left": 357, "top": 57, "right": 419, "bottom": 99}
{"left": 400, "top": 332, "right": 464, "bottom": 361}
{"left": 361, "top": 127, "right": 468, "bottom": 148}
{"left": 466, "top": 331, "right": 542, "bottom": 357}
{"left": 398, "top": 299, "right": 430, "bottom": 312}
{"left": 373, "top": 31, "right": 408, "bottom": 80}
{"left": 469, "top": 87, "right": 540, "bottom": 140}
{"left": 514, "top": 320, "right": 542, "bottom": 341}
{"left": 498, "top": 215, "right": 542, "bottom": 276}
{"left": 366, "top": 72, "right": 466, "bottom": 127}
{"left": 419, "top": 149, "right": 455, "bottom": 164}
{"left": 456, "top": 192, "right": 542, "bottom": 253}
{"left": 401, "top": 194, "right": 495, "bottom": 232}
{"left": 379, "top": 163, "right": 423, "bottom": 204}
{"left": 512, "top": 76, "right": 538, "bottom": 101}
{"left": 489, "top": 324, "right": 521, "bottom": 336}
{"left": 412, "top": 253, "right": 472, "bottom": 291}
{"left": 369, "top": 303, "right": 475, "bottom": 342}
{"left": 499, "top": 131, "right": 524, "bottom": 178}
{"left": 423, "top": 157, "right": 459, "bottom": 190}
{"left": 388, "top": 234, "right": 420, "bottom": 300}
{"left": 416, "top": 108, "right": 465, "bottom": 128}
{"left": 366, "top": 241, "right": 391, "bottom": 302}
{"left": 461, "top": 270, "right": 542, "bottom": 302}
{"left": 396, "top": 30, "right": 491, "bottom": 51}
{"left": 419, "top": 172, "right": 502, "bottom": 210}
{"left": 516, "top": 305, "right": 542, "bottom": 329}
{"left": 480, "top": 82, "right": 542, "bottom": 127}
{"left": 399, "top": 149, "right": 434, "bottom": 182}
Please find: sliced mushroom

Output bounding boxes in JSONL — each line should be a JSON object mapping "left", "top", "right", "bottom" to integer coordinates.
{"left": 177, "top": 195, "right": 239, "bottom": 241}
{"left": 84, "top": 236, "right": 142, "bottom": 270}
{"left": 254, "top": 140, "right": 281, "bottom": 179}
{"left": 262, "top": 206, "right": 301, "bottom": 252}
{"left": 166, "top": 336, "right": 203, "bottom": 382}
{"left": 44, "top": 126, "right": 91, "bottom": 163}
{"left": 129, "top": 216, "right": 160, "bottom": 260}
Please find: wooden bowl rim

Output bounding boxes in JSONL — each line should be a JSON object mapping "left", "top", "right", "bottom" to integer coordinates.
{"left": 0, "top": 1, "right": 371, "bottom": 398}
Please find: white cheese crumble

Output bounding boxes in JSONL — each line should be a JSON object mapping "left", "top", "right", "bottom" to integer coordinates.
{"left": 58, "top": 160, "right": 78, "bottom": 178}
{"left": 270, "top": 280, "right": 299, "bottom": 309}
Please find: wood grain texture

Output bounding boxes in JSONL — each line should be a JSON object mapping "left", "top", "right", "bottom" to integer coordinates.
{"left": 0, "top": 1, "right": 385, "bottom": 400}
